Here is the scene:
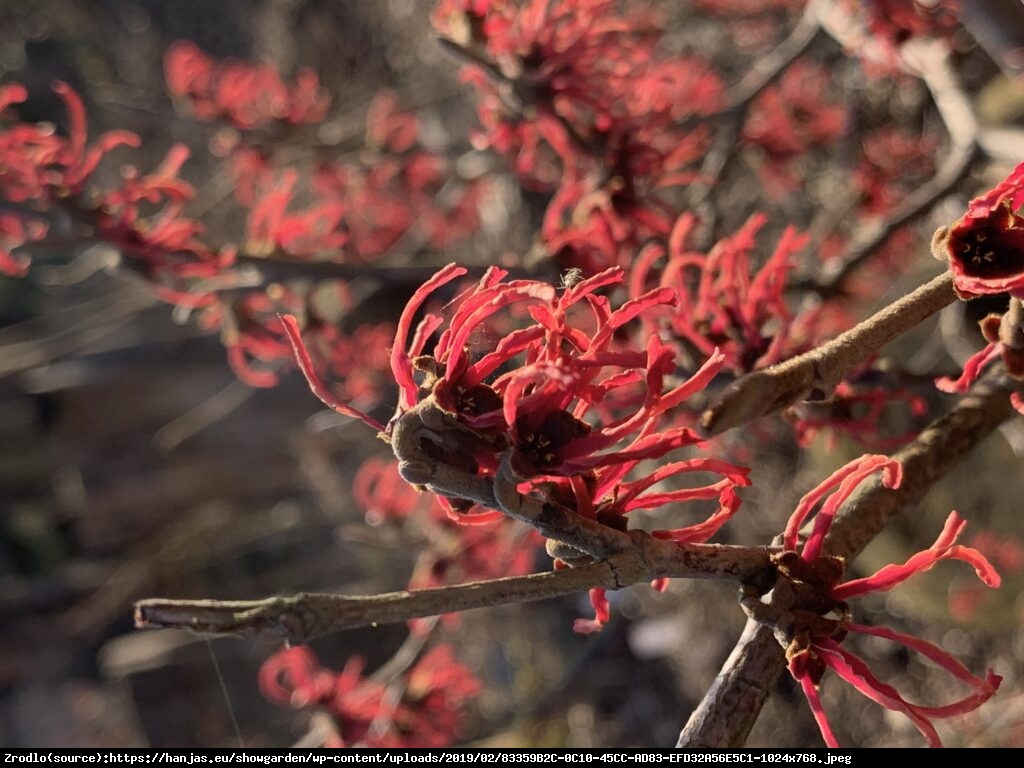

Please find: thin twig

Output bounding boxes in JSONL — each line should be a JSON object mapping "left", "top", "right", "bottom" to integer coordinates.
{"left": 134, "top": 541, "right": 775, "bottom": 644}
{"left": 703, "top": 271, "right": 956, "bottom": 435}
{"left": 0, "top": 289, "right": 158, "bottom": 378}
{"left": 684, "top": 2, "right": 823, "bottom": 215}
{"left": 153, "top": 379, "right": 255, "bottom": 451}
{"left": 807, "top": 29, "right": 980, "bottom": 296}
{"left": 723, "top": 1, "right": 826, "bottom": 114}
{"left": 678, "top": 368, "right": 1018, "bottom": 747}
{"left": 364, "top": 617, "right": 439, "bottom": 743}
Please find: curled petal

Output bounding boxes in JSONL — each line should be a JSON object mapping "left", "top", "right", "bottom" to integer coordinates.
{"left": 965, "top": 159, "right": 1024, "bottom": 218}
{"left": 226, "top": 343, "right": 280, "bottom": 388}
{"left": 464, "top": 326, "right": 544, "bottom": 388}
{"left": 408, "top": 313, "right": 445, "bottom": 361}
{"left": 936, "top": 342, "right": 1002, "bottom": 394}
{"left": 562, "top": 265, "right": 624, "bottom": 304}
{"left": 845, "top": 623, "right": 1001, "bottom": 718}
{"left": 654, "top": 347, "right": 726, "bottom": 415}
{"left": 833, "top": 512, "right": 1000, "bottom": 600}
{"left": 815, "top": 640, "right": 943, "bottom": 747}
{"left": 606, "top": 286, "right": 677, "bottom": 331}
{"left": 558, "top": 426, "right": 703, "bottom": 473}
{"left": 444, "top": 281, "right": 556, "bottom": 378}
{"left": 796, "top": 672, "right": 840, "bottom": 748}
{"left": 52, "top": 81, "right": 87, "bottom": 162}
{"left": 0, "top": 82, "right": 28, "bottom": 111}
{"left": 392, "top": 263, "right": 467, "bottom": 410}
{"left": 258, "top": 646, "right": 334, "bottom": 707}
{"left": 435, "top": 496, "right": 506, "bottom": 525}
{"left": 282, "top": 315, "right": 385, "bottom": 431}
{"left": 614, "top": 458, "right": 750, "bottom": 512}
{"left": 573, "top": 587, "right": 610, "bottom": 634}
{"left": 783, "top": 454, "right": 900, "bottom": 555}
{"left": 652, "top": 485, "right": 743, "bottom": 544}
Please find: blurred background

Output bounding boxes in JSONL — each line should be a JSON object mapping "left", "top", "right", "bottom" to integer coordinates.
{"left": 1, "top": 0, "right": 1024, "bottom": 748}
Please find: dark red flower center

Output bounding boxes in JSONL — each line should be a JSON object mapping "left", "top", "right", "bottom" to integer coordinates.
{"left": 514, "top": 409, "right": 591, "bottom": 470}
{"left": 949, "top": 209, "right": 1024, "bottom": 280}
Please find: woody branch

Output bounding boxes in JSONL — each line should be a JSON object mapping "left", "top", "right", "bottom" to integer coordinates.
{"left": 135, "top": 540, "right": 775, "bottom": 644}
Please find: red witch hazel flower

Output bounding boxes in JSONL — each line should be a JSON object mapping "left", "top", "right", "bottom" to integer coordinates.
{"left": 749, "top": 454, "right": 1002, "bottom": 747}
{"left": 392, "top": 265, "right": 746, "bottom": 511}
{"left": 284, "top": 263, "right": 749, "bottom": 633}
{"left": 0, "top": 81, "right": 139, "bottom": 277}
{"left": 287, "top": 263, "right": 745, "bottom": 504}
{"left": 631, "top": 212, "right": 814, "bottom": 374}
{"left": 932, "top": 159, "right": 1024, "bottom": 414}
{"left": 259, "top": 644, "right": 479, "bottom": 747}
{"left": 934, "top": 159, "right": 1024, "bottom": 300}
{"left": 164, "top": 41, "right": 329, "bottom": 130}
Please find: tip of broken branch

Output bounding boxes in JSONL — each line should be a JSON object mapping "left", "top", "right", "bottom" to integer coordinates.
{"left": 133, "top": 597, "right": 281, "bottom": 638}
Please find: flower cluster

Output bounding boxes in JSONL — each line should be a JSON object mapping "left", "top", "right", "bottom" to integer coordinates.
{"left": 393, "top": 265, "right": 748, "bottom": 520}
{"left": 284, "top": 263, "right": 752, "bottom": 637}
{"left": 760, "top": 455, "right": 1001, "bottom": 747}
{"left": 288, "top": 264, "right": 748, "bottom": 534}
{"left": 631, "top": 213, "right": 815, "bottom": 374}
{"left": 165, "top": 41, "right": 330, "bottom": 130}
{"left": 5, "top": 1, "right": 1016, "bottom": 749}
{"left": 1, "top": 73, "right": 486, "bottom": 400}
{"left": 233, "top": 90, "right": 488, "bottom": 264}
{"left": 259, "top": 644, "right": 480, "bottom": 747}
{"left": 742, "top": 61, "right": 847, "bottom": 194}
{"left": 432, "top": 0, "right": 722, "bottom": 270}
{"left": 0, "top": 81, "right": 230, "bottom": 287}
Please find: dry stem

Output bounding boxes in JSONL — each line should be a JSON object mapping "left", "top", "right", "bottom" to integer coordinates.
{"left": 135, "top": 541, "right": 774, "bottom": 644}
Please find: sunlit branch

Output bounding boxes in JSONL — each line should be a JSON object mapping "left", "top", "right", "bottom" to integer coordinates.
{"left": 135, "top": 541, "right": 775, "bottom": 644}
{"left": 703, "top": 271, "right": 956, "bottom": 435}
